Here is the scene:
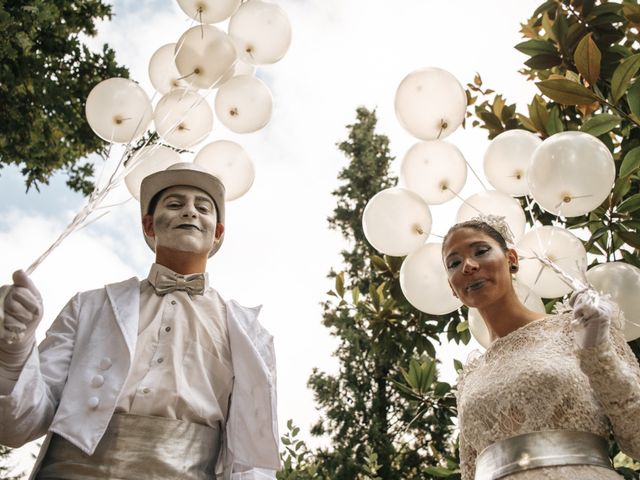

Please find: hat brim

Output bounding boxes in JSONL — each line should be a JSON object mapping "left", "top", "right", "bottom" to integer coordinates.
{"left": 140, "top": 168, "right": 226, "bottom": 257}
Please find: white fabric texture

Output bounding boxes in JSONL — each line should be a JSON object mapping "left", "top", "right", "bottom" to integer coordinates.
{"left": 115, "top": 264, "right": 233, "bottom": 428}
{"left": 456, "top": 313, "right": 640, "bottom": 480}
{"left": 0, "top": 276, "right": 280, "bottom": 479}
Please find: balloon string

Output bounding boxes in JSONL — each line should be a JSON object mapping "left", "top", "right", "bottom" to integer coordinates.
{"left": 445, "top": 186, "right": 483, "bottom": 214}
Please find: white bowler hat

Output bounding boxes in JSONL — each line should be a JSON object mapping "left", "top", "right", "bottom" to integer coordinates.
{"left": 140, "top": 162, "right": 226, "bottom": 257}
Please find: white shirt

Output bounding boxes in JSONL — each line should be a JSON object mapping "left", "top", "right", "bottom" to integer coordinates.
{"left": 114, "top": 263, "right": 233, "bottom": 428}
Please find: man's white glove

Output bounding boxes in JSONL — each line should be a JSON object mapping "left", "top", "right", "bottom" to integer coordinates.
{"left": 569, "top": 288, "right": 614, "bottom": 349}
{"left": 0, "top": 270, "right": 43, "bottom": 376}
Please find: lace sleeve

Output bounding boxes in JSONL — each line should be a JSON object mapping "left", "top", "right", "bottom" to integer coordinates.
{"left": 577, "top": 316, "right": 640, "bottom": 460}
{"left": 458, "top": 430, "right": 477, "bottom": 480}
{"left": 456, "top": 351, "right": 482, "bottom": 479}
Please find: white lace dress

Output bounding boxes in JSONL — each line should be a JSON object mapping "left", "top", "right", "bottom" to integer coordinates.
{"left": 456, "top": 313, "right": 640, "bottom": 479}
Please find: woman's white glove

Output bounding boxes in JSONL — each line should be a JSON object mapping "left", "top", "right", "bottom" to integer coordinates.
{"left": 0, "top": 270, "right": 43, "bottom": 375}
{"left": 569, "top": 288, "right": 614, "bottom": 349}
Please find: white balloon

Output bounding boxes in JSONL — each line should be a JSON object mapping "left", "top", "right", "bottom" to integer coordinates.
{"left": 228, "top": 0, "right": 292, "bottom": 65}
{"left": 400, "top": 140, "right": 467, "bottom": 205}
{"left": 125, "top": 145, "right": 182, "bottom": 200}
{"left": 587, "top": 262, "right": 640, "bottom": 341}
{"left": 214, "top": 75, "right": 272, "bottom": 133}
{"left": 468, "top": 281, "right": 545, "bottom": 348}
{"left": 210, "top": 43, "right": 258, "bottom": 89}
{"left": 362, "top": 188, "right": 431, "bottom": 257}
{"left": 175, "top": 25, "right": 237, "bottom": 89}
{"left": 85, "top": 78, "right": 153, "bottom": 144}
{"left": 528, "top": 131, "right": 615, "bottom": 217}
{"left": 400, "top": 242, "right": 462, "bottom": 315}
{"left": 394, "top": 67, "right": 467, "bottom": 140}
{"left": 148, "top": 44, "right": 191, "bottom": 95}
{"left": 484, "top": 129, "right": 541, "bottom": 196}
{"left": 516, "top": 226, "right": 587, "bottom": 298}
{"left": 154, "top": 89, "right": 213, "bottom": 148}
{"left": 456, "top": 190, "right": 527, "bottom": 242}
{"left": 194, "top": 140, "right": 255, "bottom": 200}
{"left": 176, "top": 0, "right": 241, "bottom": 23}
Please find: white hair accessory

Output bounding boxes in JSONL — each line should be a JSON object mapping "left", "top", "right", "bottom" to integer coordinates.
{"left": 472, "top": 214, "right": 515, "bottom": 246}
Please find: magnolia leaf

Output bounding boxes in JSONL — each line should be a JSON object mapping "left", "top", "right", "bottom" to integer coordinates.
{"left": 611, "top": 53, "right": 640, "bottom": 103}
{"left": 617, "top": 230, "right": 640, "bottom": 249}
{"left": 423, "top": 466, "right": 456, "bottom": 477}
{"left": 536, "top": 79, "right": 597, "bottom": 105}
{"left": 516, "top": 113, "right": 538, "bottom": 132}
{"left": 623, "top": 3, "right": 640, "bottom": 23}
{"left": 335, "top": 272, "right": 345, "bottom": 298}
{"left": 546, "top": 106, "right": 564, "bottom": 135}
{"left": 528, "top": 95, "right": 549, "bottom": 133}
{"left": 627, "top": 78, "right": 640, "bottom": 116}
{"left": 588, "top": 2, "right": 623, "bottom": 18}
{"left": 620, "top": 147, "right": 640, "bottom": 177}
{"left": 574, "top": 33, "right": 601, "bottom": 85}
{"left": 525, "top": 54, "right": 562, "bottom": 69}
{"left": 580, "top": 113, "right": 620, "bottom": 136}
{"left": 617, "top": 193, "right": 640, "bottom": 214}
{"left": 514, "top": 39, "right": 557, "bottom": 56}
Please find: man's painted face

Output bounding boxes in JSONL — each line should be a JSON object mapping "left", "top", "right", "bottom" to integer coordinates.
{"left": 147, "top": 186, "right": 218, "bottom": 255}
{"left": 442, "top": 227, "right": 516, "bottom": 309}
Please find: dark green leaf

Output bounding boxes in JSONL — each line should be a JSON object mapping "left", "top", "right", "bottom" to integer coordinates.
{"left": 525, "top": 54, "right": 562, "bottom": 69}
{"left": 587, "top": 3, "right": 623, "bottom": 18}
{"left": 536, "top": 79, "right": 597, "bottom": 105}
{"left": 617, "top": 193, "right": 640, "bottom": 214}
{"left": 580, "top": 113, "right": 620, "bottom": 136}
{"left": 552, "top": 12, "right": 569, "bottom": 52}
{"left": 611, "top": 53, "right": 640, "bottom": 103}
{"left": 588, "top": 13, "right": 626, "bottom": 26}
{"left": 533, "top": 0, "right": 556, "bottom": 18}
{"left": 528, "top": 95, "right": 549, "bottom": 134}
{"left": 370, "top": 255, "right": 388, "bottom": 272}
{"left": 453, "top": 359, "right": 463, "bottom": 372}
{"left": 620, "top": 147, "right": 640, "bottom": 177}
{"left": 515, "top": 39, "right": 557, "bottom": 56}
{"left": 618, "top": 230, "right": 640, "bottom": 249}
{"left": 626, "top": 78, "right": 640, "bottom": 117}
{"left": 584, "top": 226, "right": 609, "bottom": 251}
{"left": 546, "top": 106, "right": 564, "bottom": 135}
{"left": 574, "top": 33, "right": 601, "bottom": 85}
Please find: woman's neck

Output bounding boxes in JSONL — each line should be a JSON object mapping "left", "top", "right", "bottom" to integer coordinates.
{"left": 478, "top": 291, "right": 545, "bottom": 341}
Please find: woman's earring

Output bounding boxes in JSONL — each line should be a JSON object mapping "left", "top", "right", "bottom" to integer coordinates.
{"left": 510, "top": 264, "right": 519, "bottom": 273}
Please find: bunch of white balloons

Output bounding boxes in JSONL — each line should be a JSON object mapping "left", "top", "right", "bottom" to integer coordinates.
{"left": 85, "top": 0, "right": 291, "bottom": 201}
{"left": 362, "top": 66, "right": 640, "bottom": 343}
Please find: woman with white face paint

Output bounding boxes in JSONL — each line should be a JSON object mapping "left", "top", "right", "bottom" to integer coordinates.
{"left": 441, "top": 217, "right": 640, "bottom": 480}
{"left": 0, "top": 163, "right": 280, "bottom": 480}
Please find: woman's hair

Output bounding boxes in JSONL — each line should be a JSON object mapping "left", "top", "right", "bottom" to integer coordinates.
{"left": 442, "top": 219, "right": 509, "bottom": 255}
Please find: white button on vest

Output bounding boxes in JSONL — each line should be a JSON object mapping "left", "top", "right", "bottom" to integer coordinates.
{"left": 99, "top": 358, "right": 112, "bottom": 370}
{"left": 88, "top": 397, "right": 100, "bottom": 409}
{"left": 91, "top": 375, "right": 105, "bottom": 388}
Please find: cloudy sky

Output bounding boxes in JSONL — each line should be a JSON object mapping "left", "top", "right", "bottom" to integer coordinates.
{"left": 1, "top": 0, "right": 543, "bottom": 474}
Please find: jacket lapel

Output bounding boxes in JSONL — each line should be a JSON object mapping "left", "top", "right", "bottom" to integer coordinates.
{"left": 225, "top": 300, "right": 280, "bottom": 470}
{"left": 105, "top": 277, "right": 140, "bottom": 359}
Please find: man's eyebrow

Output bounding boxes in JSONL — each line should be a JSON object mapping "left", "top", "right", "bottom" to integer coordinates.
{"left": 194, "top": 195, "right": 213, "bottom": 204}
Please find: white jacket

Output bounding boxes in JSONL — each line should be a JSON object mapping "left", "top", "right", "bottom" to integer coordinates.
{"left": 0, "top": 277, "right": 280, "bottom": 479}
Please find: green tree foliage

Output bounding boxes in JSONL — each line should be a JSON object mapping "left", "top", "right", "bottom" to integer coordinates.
{"left": 277, "top": 108, "right": 464, "bottom": 480}
{"left": 0, "top": 0, "right": 129, "bottom": 195}
{"left": 467, "top": 0, "right": 640, "bottom": 359}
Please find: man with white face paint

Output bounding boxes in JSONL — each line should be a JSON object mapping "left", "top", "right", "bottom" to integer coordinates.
{"left": 0, "top": 163, "right": 280, "bottom": 479}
